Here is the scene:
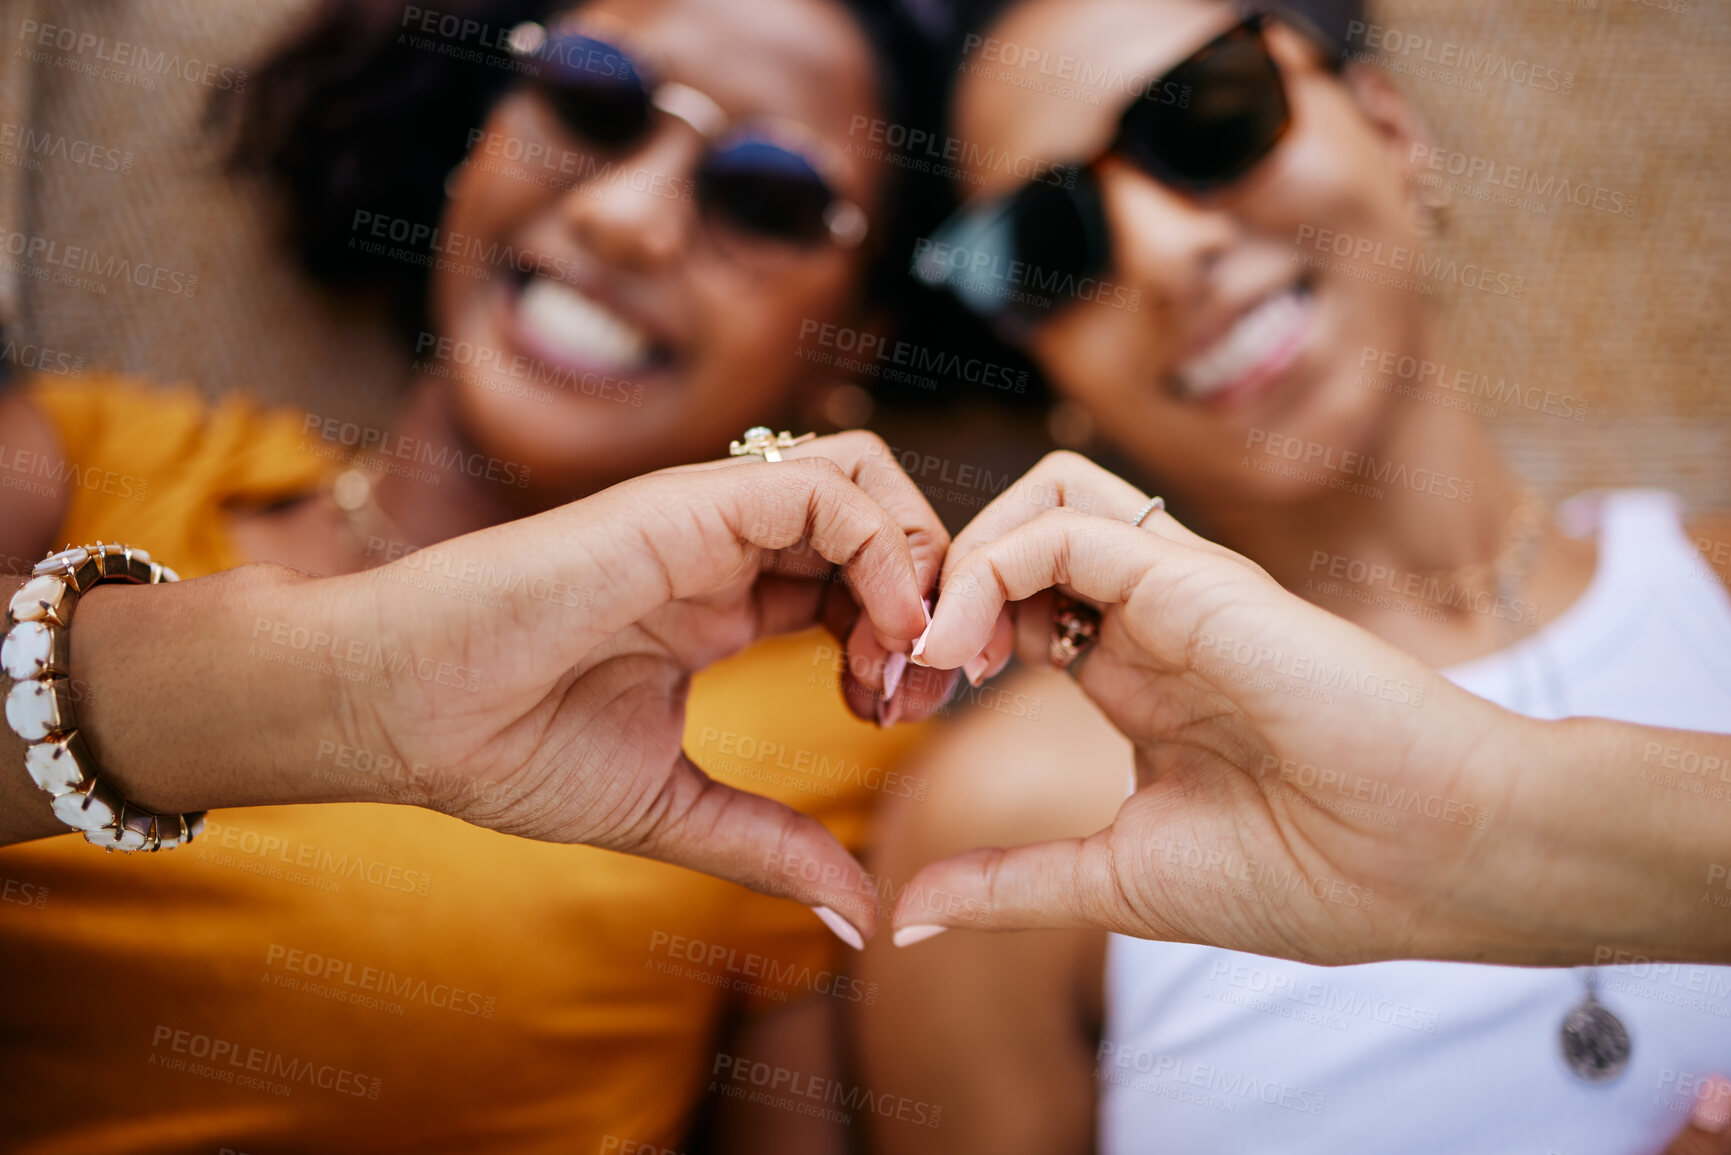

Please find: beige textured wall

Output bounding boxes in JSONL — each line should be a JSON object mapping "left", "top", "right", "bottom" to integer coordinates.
{"left": 1359, "top": 0, "right": 1731, "bottom": 510}
{"left": 0, "top": 0, "right": 405, "bottom": 426}
{"left": 1, "top": 0, "right": 1727, "bottom": 505}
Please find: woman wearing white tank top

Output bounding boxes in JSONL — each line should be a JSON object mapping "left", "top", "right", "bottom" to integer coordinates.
{"left": 853, "top": 0, "right": 1731, "bottom": 1151}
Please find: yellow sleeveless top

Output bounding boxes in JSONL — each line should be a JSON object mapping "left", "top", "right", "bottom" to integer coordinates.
{"left": 0, "top": 375, "right": 920, "bottom": 1152}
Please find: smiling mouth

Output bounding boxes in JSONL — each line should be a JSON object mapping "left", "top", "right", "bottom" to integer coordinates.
{"left": 1173, "top": 281, "right": 1313, "bottom": 405}
{"left": 511, "top": 273, "right": 674, "bottom": 378}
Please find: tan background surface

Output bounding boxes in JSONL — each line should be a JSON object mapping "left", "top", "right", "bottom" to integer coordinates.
{"left": 0, "top": 0, "right": 406, "bottom": 427}
{"left": 1, "top": 0, "right": 1727, "bottom": 508}
{"left": 1387, "top": 0, "right": 1731, "bottom": 511}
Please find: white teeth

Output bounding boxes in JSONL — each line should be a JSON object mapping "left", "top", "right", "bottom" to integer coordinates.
{"left": 517, "top": 276, "right": 650, "bottom": 370}
{"left": 1177, "top": 288, "right": 1309, "bottom": 400}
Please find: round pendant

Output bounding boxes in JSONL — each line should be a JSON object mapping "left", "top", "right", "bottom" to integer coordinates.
{"left": 1560, "top": 995, "right": 1631, "bottom": 1083}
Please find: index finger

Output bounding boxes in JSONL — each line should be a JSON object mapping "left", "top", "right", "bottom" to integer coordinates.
{"left": 774, "top": 431, "right": 955, "bottom": 722}
{"left": 941, "top": 451, "right": 1152, "bottom": 591}
{"left": 707, "top": 455, "right": 932, "bottom": 644}
{"left": 781, "top": 430, "right": 950, "bottom": 602}
{"left": 923, "top": 507, "right": 1167, "bottom": 671}
{"left": 665, "top": 431, "right": 950, "bottom": 605}
{"left": 941, "top": 451, "right": 1235, "bottom": 594}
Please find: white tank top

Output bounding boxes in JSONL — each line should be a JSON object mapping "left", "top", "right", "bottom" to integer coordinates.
{"left": 1100, "top": 490, "right": 1731, "bottom": 1155}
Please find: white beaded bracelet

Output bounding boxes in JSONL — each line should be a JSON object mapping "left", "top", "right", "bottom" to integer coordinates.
{"left": 3, "top": 543, "right": 205, "bottom": 851}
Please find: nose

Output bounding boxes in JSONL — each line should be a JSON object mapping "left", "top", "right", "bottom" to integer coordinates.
{"left": 558, "top": 127, "right": 701, "bottom": 271}
{"left": 1095, "top": 157, "right": 1239, "bottom": 295}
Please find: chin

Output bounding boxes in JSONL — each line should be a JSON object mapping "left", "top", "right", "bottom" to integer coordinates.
{"left": 448, "top": 378, "right": 624, "bottom": 497}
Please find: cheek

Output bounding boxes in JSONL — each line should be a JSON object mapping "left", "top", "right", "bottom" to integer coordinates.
{"left": 1262, "top": 96, "right": 1418, "bottom": 253}
{"left": 1253, "top": 100, "right": 1431, "bottom": 387}
{"left": 429, "top": 132, "right": 561, "bottom": 334}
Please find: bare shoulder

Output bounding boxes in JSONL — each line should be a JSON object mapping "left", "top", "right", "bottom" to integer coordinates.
{"left": 1685, "top": 513, "right": 1731, "bottom": 593}
{"left": 0, "top": 387, "right": 71, "bottom": 574}
{"left": 878, "top": 665, "right": 1133, "bottom": 866}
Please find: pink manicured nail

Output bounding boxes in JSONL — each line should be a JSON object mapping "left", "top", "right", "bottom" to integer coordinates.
{"left": 883, "top": 652, "right": 908, "bottom": 701}
{"left": 962, "top": 654, "right": 990, "bottom": 687}
{"left": 910, "top": 623, "right": 933, "bottom": 666}
{"left": 1693, "top": 1075, "right": 1731, "bottom": 1133}
{"left": 910, "top": 599, "right": 935, "bottom": 665}
{"left": 893, "top": 925, "right": 948, "bottom": 948}
{"left": 812, "top": 905, "right": 865, "bottom": 950}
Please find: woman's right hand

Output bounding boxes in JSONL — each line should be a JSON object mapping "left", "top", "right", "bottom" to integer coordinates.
{"left": 896, "top": 453, "right": 1722, "bottom": 966}
{"left": 27, "top": 432, "right": 950, "bottom": 942}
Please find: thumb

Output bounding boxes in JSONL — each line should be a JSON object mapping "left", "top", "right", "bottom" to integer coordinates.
{"left": 629, "top": 753, "right": 880, "bottom": 946}
{"left": 889, "top": 830, "right": 1152, "bottom": 940}
{"left": 1666, "top": 1075, "right": 1731, "bottom": 1155}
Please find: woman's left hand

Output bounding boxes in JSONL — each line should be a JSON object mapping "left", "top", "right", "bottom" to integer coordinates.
{"left": 340, "top": 431, "right": 956, "bottom": 933}
{"left": 67, "top": 433, "right": 954, "bottom": 943}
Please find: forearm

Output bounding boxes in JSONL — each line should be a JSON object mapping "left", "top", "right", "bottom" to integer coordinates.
{"left": 2, "top": 565, "right": 381, "bottom": 849}
{"left": 1459, "top": 711, "right": 1731, "bottom": 965}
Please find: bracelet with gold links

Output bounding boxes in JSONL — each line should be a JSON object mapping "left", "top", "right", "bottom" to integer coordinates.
{"left": 3, "top": 543, "right": 205, "bottom": 851}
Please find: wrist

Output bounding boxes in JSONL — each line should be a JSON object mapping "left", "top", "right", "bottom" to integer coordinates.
{"left": 71, "top": 563, "right": 370, "bottom": 813}
{"left": 1466, "top": 711, "right": 1724, "bottom": 965}
{"left": 1441, "top": 708, "right": 1592, "bottom": 963}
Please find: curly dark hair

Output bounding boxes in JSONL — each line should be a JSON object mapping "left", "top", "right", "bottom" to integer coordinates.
{"left": 222, "top": 0, "right": 947, "bottom": 346}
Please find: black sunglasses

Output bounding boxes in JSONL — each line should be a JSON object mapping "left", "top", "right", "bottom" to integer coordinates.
{"left": 916, "top": 12, "right": 1307, "bottom": 331}
{"left": 507, "top": 22, "right": 868, "bottom": 251}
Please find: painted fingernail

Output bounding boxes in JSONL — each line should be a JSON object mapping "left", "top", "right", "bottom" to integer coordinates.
{"left": 884, "top": 652, "right": 908, "bottom": 701}
{"left": 962, "top": 654, "right": 990, "bottom": 687}
{"left": 922, "top": 597, "right": 934, "bottom": 624}
{"left": 812, "top": 905, "right": 865, "bottom": 950}
{"left": 1693, "top": 1075, "right": 1731, "bottom": 1132}
{"left": 910, "top": 623, "right": 933, "bottom": 666}
{"left": 984, "top": 649, "right": 1013, "bottom": 683}
{"left": 893, "top": 924, "right": 948, "bottom": 948}
{"left": 876, "top": 693, "right": 903, "bottom": 729}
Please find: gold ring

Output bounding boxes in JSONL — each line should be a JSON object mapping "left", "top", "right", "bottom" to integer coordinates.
{"left": 729, "top": 426, "right": 816, "bottom": 463}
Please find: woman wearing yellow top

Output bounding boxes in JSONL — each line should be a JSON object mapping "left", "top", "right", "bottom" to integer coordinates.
{"left": 0, "top": 0, "right": 954, "bottom": 1149}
